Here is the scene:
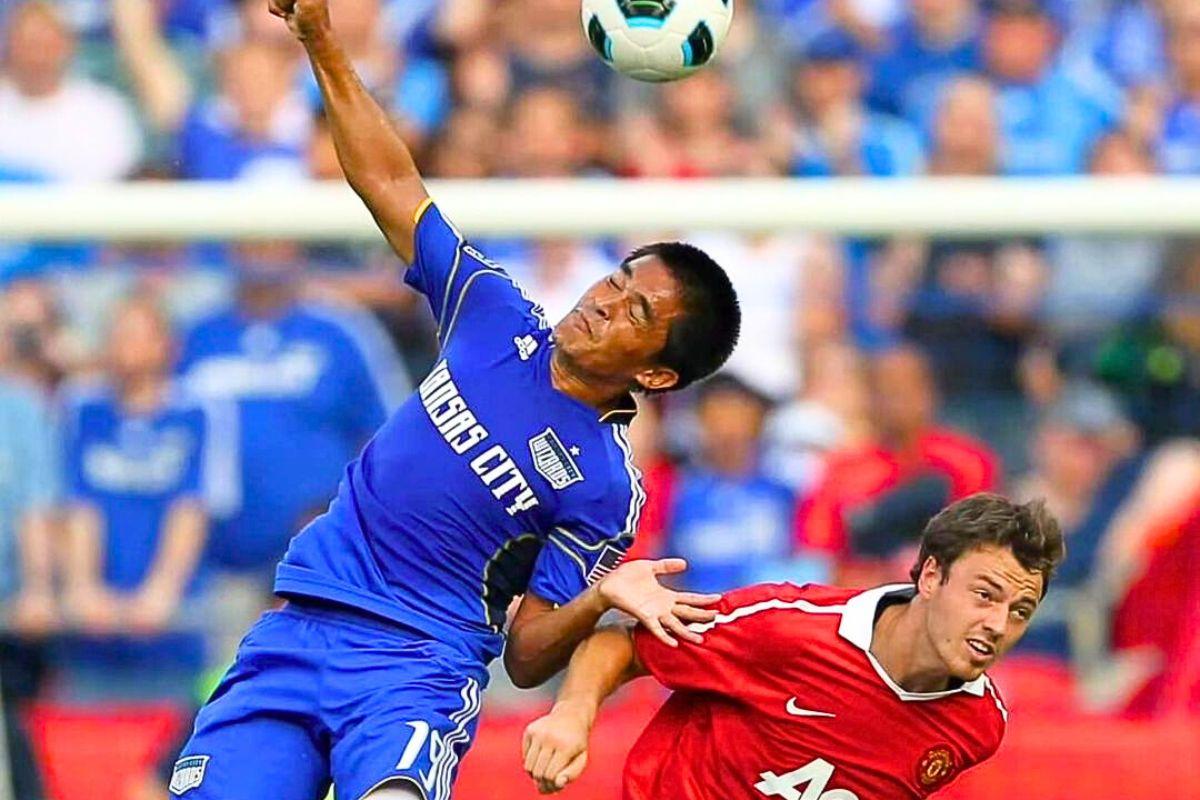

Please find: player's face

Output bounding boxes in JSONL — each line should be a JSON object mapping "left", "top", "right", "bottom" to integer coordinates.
{"left": 919, "top": 545, "right": 1043, "bottom": 682}
{"left": 553, "top": 255, "right": 685, "bottom": 392}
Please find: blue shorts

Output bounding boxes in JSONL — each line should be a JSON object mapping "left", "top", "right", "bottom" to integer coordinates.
{"left": 171, "top": 600, "right": 489, "bottom": 800}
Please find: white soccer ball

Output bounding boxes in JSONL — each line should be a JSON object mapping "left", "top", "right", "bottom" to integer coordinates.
{"left": 581, "top": 0, "right": 734, "bottom": 83}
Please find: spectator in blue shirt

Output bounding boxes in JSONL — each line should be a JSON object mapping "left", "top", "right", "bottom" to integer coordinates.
{"left": 666, "top": 374, "right": 815, "bottom": 594}
{"left": 1095, "top": 0, "right": 1170, "bottom": 89}
{"left": 0, "top": 352, "right": 60, "bottom": 800}
{"left": 868, "top": 0, "right": 983, "bottom": 127}
{"left": 60, "top": 297, "right": 235, "bottom": 702}
{"left": 177, "top": 40, "right": 310, "bottom": 180}
{"left": 787, "top": 29, "right": 925, "bottom": 177}
{"left": 178, "top": 243, "right": 409, "bottom": 577}
{"left": 983, "top": 0, "right": 1123, "bottom": 175}
{"left": 1157, "top": 4, "right": 1200, "bottom": 174}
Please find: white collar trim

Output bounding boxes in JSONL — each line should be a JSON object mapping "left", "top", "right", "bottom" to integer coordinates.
{"left": 838, "top": 583, "right": 989, "bottom": 700}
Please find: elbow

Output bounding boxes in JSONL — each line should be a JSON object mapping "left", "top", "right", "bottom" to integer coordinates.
{"left": 503, "top": 647, "right": 547, "bottom": 690}
{"left": 503, "top": 632, "right": 556, "bottom": 689}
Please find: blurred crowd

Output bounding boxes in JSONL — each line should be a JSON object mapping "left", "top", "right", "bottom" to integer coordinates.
{"left": 2, "top": 0, "right": 1200, "bottom": 797}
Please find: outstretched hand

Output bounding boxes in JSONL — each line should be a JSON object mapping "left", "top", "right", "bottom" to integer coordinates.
{"left": 267, "top": 0, "right": 330, "bottom": 41}
{"left": 597, "top": 559, "right": 720, "bottom": 647}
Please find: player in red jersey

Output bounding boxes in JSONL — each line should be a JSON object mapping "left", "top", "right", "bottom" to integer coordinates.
{"left": 522, "top": 493, "right": 1064, "bottom": 799}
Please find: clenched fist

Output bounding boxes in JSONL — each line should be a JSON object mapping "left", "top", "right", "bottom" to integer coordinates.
{"left": 267, "top": 0, "right": 331, "bottom": 41}
{"left": 523, "top": 702, "right": 593, "bottom": 794}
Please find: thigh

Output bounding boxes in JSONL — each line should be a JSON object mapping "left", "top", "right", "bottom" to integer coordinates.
{"left": 328, "top": 651, "right": 485, "bottom": 800}
{"left": 170, "top": 610, "right": 331, "bottom": 799}
{"left": 172, "top": 711, "right": 330, "bottom": 800}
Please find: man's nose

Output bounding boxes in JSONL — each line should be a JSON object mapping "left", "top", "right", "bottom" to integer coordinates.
{"left": 982, "top": 605, "right": 1008, "bottom": 639}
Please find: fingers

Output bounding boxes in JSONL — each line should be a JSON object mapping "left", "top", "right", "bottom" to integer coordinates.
{"left": 539, "top": 744, "right": 578, "bottom": 790}
{"left": 523, "top": 726, "right": 541, "bottom": 774}
{"left": 651, "top": 557, "right": 688, "bottom": 575}
{"left": 536, "top": 748, "right": 588, "bottom": 794}
{"left": 558, "top": 750, "right": 588, "bottom": 787}
{"left": 640, "top": 614, "right": 678, "bottom": 648}
{"left": 673, "top": 602, "right": 717, "bottom": 624}
{"left": 532, "top": 741, "right": 557, "bottom": 787}
{"left": 676, "top": 591, "right": 723, "bottom": 607}
{"left": 663, "top": 613, "right": 704, "bottom": 646}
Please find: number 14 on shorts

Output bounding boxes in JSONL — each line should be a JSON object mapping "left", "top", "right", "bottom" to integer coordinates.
{"left": 755, "top": 758, "right": 860, "bottom": 800}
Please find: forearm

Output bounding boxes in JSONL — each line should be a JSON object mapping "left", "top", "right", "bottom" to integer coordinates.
{"left": 18, "top": 510, "right": 57, "bottom": 596}
{"left": 505, "top": 587, "right": 610, "bottom": 689}
{"left": 141, "top": 500, "right": 206, "bottom": 599}
{"left": 552, "top": 625, "right": 647, "bottom": 725}
{"left": 63, "top": 506, "right": 104, "bottom": 593}
{"left": 112, "top": 0, "right": 192, "bottom": 132}
{"left": 302, "top": 27, "right": 426, "bottom": 261}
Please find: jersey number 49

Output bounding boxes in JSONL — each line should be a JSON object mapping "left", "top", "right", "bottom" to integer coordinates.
{"left": 755, "top": 758, "right": 859, "bottom": 800}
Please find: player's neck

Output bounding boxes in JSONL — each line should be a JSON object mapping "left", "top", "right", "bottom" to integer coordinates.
{"left": 870, "top": 601, "right": 955, "bottom": 694}
{"left": 118, "top": 374, "right": 167, "bottom": 415}
{"left": 549, "top": 349, "right": 631, "bottom": 416}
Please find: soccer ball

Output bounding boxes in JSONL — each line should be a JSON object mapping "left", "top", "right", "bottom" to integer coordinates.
{"left": 581, "top": 0, "right": 734, "bottom": 83}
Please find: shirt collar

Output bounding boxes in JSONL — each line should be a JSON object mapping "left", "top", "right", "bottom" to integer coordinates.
{"left": 838, "top": 583, "right": 988, "bottom": 699}
{"left": 598, "top": 393, "right": 638, "bottom": 424}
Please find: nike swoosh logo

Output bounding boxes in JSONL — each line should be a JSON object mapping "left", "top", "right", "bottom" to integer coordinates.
{"left": 786, "top": 698, "right": 837, "bottom": 718}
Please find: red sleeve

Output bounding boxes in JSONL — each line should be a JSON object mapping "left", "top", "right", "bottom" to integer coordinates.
{"left": 634, "top": 582, "right": 816, "bottom": 694}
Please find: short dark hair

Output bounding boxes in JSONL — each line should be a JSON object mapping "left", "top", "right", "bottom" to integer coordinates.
{"left": 623, "top": 242, "right": 740, "bottom": 392}
{"left": 909, "top": 493, "right": 1065, "bottom": 597}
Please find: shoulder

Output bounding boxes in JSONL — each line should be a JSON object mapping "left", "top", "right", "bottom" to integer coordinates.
{"left": 705, "top": 582, "right": 855, "bottom": 627}
{"left": 0, "top": 377, "right": 47, "bottom": 414}
{"left": 57, "top": 376, "right": 112, "bottom": 416}
{"left": 163, "top": 381, "right": 217, "bottom": 421}
{"left": 182, "top": 308, "right": 237, "bottom": 338}
{"left": 554, "top": 421, "right": 644, "bottom": 521}
{"left": 921, "top": 428, "right": 997, "bottom": 464}
{"left": 63, "top": 79, "right": 136, "bottom": 116}
{"left": 970, "top": 674, "right": 1010, "bottom": 757}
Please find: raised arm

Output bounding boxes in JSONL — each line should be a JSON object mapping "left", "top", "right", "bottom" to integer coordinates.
{"left": 521, "top": 625, "right": 647, "bottom": 794}
{"left": 112, "top": 0, "right": 193, "bottom": 134}
{"left": 270, "top": 0, "right": 428, "bottom": 263}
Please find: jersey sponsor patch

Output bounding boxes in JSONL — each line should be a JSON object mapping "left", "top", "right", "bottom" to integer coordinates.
{"left": 585, "top": 544, "right": 625, "bottom": 585}
{"left": 529, "top": 427, "right": 584, "bottom": 490}
{"left": 169, "top": 755, "right": 210, "bottom": 795}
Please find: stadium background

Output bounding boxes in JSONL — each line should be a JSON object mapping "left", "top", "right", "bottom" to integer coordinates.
{"left": 1, "top": 0, "right": 1199, "bottom": 797}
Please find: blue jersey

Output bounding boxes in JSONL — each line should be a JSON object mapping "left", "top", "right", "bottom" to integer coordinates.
{"left": 61, "top": 382, "right": 238, "bottom": 594}
{"left": 178, "top": 302, "right": 407, "bottom": 571}
{"left": 275, "top": 201, "right": 644, "bottom": 663}
{"left": 667, "top": 469, "right": 795, "bottom": 594}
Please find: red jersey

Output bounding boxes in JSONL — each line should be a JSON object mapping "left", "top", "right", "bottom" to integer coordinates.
{"left": 626, "top": 582, "right": 1008, "bottom": 800}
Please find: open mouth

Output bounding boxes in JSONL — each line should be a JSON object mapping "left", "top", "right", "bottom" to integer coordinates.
{"left": 966, "top": 639, "right": 995, "bottom": 661}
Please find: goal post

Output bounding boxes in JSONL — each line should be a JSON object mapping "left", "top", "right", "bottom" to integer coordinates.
{"left": 2, "top": 177, "right": 1199, "bottom": 241}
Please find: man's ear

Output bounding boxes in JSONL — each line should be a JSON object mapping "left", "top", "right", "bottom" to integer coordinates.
{"left": 917, "top": 556, "right": 943, "bottom": 599}
{"left": 633, "top": 366, "right": 680, "bottom": 393}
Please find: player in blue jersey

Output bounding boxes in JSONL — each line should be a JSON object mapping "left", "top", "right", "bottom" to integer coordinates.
{"left": 170, "top": 1, "right": 742, "bottom": 798}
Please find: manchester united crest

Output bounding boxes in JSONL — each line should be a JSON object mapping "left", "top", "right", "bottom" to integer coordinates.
{"left": 917, "top": 745, "right": 956, "bottom": 788}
